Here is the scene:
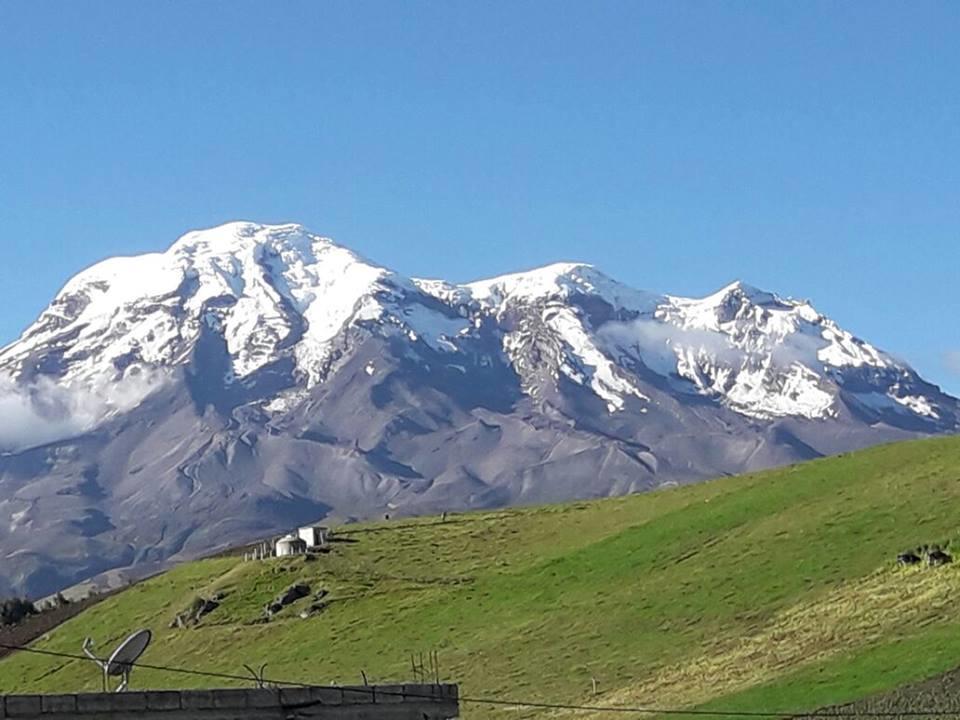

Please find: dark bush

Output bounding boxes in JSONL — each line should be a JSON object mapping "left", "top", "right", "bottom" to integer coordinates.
{"left": 1, "top": 597, "right": 37, "bottom": 626}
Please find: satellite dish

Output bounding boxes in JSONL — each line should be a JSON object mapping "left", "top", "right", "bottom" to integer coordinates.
{"left": 82, "top": 629, "right": 152, "bottom": 692}
{"left": 106, "top": 630, "right": 152, "bottom": 676}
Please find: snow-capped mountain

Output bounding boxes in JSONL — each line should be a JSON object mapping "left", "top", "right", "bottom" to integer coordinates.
{"left": 0, "top": 222, "right": 956, "bottom": 597}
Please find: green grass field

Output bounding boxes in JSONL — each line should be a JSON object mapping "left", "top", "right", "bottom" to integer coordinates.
{"left": 2, "top": 435, "right": 960, "bottom": 719}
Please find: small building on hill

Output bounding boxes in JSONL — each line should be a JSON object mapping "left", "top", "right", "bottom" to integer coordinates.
{"left": 298, "top": 525, "right": 329, "bottom": 548}
{"left": 275, "top": 534, "right": 307, "bottom": 557}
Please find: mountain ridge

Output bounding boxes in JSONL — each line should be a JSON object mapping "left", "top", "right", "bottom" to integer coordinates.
{"left": 0, "top": 221, "right": 956, "bottom": 597}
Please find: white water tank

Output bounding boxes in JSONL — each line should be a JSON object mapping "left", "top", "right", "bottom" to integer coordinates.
{"left": 275, "top": 534, "right": 307, "bottom": 557}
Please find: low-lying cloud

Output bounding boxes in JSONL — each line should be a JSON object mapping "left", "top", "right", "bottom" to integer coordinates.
{"left": 599, "top": 318, "right": 741, "bottom": 374}
{"left": 0, "top": 371, "right": 167, "bottom": 453}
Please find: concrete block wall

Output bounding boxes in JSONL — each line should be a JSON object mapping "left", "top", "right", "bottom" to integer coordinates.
{"left": 0, "top": 684, "right": 459, "bottom": 720}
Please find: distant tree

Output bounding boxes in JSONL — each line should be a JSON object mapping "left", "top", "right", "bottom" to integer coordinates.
{"left": 0, "top": 597, "right": 37, "bottom": 626}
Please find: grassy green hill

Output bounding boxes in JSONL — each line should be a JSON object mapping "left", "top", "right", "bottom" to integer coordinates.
{"left": 3, "top": 435, "right": 960, "bottom": 718}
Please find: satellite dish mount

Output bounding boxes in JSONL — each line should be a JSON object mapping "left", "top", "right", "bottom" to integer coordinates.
{"left": 82, "top": 629, "right": 152, "bottom": 693}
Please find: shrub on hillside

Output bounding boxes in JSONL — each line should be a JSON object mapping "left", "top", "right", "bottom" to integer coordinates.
{"left": 0, "top": 597, "right": 37, "bottom": 626}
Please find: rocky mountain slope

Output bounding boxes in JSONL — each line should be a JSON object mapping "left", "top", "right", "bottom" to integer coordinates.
{"left": 0, "top": 221, "right": 956, "bottom": 597}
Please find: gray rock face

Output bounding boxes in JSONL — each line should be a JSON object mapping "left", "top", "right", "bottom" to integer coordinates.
{"left": 0, "top": 222, "right": 956, "bottom": 597}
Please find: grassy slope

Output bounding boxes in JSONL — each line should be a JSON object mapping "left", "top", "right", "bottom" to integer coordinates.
{"left": 2, "top": 435, "right": 960, "bottom": 719}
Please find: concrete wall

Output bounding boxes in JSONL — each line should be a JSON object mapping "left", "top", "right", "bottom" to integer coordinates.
{"left": 0, "top": 684, "right": 459, "bottom": 720}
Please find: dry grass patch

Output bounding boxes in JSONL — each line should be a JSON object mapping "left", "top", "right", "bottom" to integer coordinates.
{"left": 564, "top": 565, "right": 960, "bottom": 719}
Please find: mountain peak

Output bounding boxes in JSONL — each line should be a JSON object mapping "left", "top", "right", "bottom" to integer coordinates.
{"left": 465, "top": 262, "right": 660, "bottom": 313}
{"left": 169, "top": 221, "right": 341, "bottom": 259}
{"left": 466, "top": 261, "right": 595, "bottom": 293}
{"left": 708, "top": 280, "right": 780, "bottom": 306}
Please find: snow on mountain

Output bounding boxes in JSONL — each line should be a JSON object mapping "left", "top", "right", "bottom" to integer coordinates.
{"left": 589, "top": 280, "right": 944, "bottom": 421}
{"left": 0, "top": 224, "right": 402, "bottom": 431}
{"left": 463, "top": 262, "right": 660, "bottom": 315}
{"left": 0, "top": 221, "right": 955, "bottom": 452}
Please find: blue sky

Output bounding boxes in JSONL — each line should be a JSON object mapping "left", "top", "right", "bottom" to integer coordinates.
{"left": 1, "top": 1, "right": 958, "bottom": 393}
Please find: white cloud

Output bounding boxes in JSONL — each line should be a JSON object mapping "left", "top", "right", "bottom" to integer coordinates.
{"left": 945, "top": 351, "right": 960, "bottom": 376}
{"left": 0, "top": 371, "right": 167, "bottom": 453}
{"left": 600, "top": 318, "right": 739, "bottom": 358}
